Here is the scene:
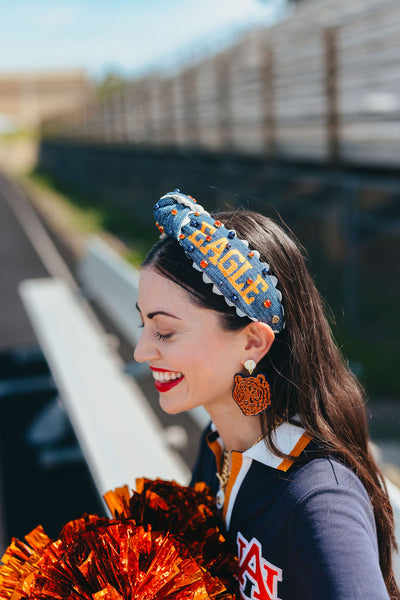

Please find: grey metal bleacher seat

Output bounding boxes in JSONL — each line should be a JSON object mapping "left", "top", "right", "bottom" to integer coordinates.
{"left": 76, "top": 236, "right": 142, "bottom": 348}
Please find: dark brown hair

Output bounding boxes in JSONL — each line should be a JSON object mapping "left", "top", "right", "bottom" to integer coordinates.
{"left": 144, "top": 209, "right": 399, "bottom": 598}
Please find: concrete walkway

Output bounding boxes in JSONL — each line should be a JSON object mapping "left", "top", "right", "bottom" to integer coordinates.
{"left": 0, "top": 172, "right": 49, "bottom": 349}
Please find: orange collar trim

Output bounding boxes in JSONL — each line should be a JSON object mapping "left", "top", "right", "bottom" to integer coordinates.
{"left": 207, "top": 421, "right": 312, "bottom": 473}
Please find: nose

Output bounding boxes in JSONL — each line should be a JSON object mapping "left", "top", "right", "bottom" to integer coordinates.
{"left": 134, "top": 328, "right": 160, "bottom": 363}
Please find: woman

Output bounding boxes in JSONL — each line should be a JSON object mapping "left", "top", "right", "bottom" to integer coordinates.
{"left": 134, "top": 190, "right": 399, "bottom": 599}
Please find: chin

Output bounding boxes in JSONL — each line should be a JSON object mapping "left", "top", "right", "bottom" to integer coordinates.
{"left": 158, "top": 391, "right": 201, "bottom": 415}
{"left": 158, "top": 395, "right": 187, "bottom": 415}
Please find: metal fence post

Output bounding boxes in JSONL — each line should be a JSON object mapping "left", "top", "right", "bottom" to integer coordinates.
{"left": 324, "top": 27, "right": 340, "bottom": 165}
{"left": 260, "top": 45, "right": 276, "bottom": 158}
{"left": 341, "top": 175, "right": 360, "bottom": 328}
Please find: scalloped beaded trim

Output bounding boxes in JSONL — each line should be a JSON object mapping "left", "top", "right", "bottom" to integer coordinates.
{"left": 154, "top": 191, "right": 285, "bottom": 332}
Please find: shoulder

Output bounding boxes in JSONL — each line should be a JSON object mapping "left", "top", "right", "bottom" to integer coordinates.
{"left": 284, "top": 457, "right": 389, "bottom": 597}
{"left": 235, "top": 451, "right": 378, "bottom": 554}
{"left": 239, "top": 453, "right": 375, "bottom": 535}
{"left": 280, "top": 455, "right": 377, "bottom": 544}
{"left": 285, "top": 454, "right": 371, "bottom": 508}
{"left": 284, "top": 457, "right": 380, "bottom": 572}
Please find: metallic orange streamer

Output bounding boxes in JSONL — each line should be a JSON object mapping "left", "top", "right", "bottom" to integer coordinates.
{"left": 0, "top": 479, "right": 238, "bottom": 600}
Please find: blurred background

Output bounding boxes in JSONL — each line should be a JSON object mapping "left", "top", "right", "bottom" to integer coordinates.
{"left": 0, "top": 0, "right": 399, "bottom": 561}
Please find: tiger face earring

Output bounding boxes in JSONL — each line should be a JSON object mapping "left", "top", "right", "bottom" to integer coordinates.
{"left": 232, "top": 359, "right": 271, "bottom": 416}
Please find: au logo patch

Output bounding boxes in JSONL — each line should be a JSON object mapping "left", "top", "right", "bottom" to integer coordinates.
{"left": 237, "top": 533, "right": 282, "bottom": 600}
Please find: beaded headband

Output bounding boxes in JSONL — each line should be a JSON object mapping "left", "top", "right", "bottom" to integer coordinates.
{"left": 153, "top": 190, "right": 285, "bottom": 333}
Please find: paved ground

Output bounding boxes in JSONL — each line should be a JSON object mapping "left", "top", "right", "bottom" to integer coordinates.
{"left": 0, "top": 172, "right": 103, "bottom": 551}
{"left": 0, "top": 173, "right": 48, "bottom": 349}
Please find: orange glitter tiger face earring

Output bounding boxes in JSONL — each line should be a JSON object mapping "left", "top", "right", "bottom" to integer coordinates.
{"left": 232, "top": 359, "right": 271, "bottom": 416}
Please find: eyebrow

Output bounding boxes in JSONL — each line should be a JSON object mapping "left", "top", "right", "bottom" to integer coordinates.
{"left": 135, "top": 302, "right": 181, "bottom": 320}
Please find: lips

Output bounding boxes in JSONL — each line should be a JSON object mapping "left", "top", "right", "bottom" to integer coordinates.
{"left": 150, "top": 366, "right": 184, "bottom": 393}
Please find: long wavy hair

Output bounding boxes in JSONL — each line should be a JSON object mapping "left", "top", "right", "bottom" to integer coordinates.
{"left": 143, "top": 209, "right": 399, "bottom": 598}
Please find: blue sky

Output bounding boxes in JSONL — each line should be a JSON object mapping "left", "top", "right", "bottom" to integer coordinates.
{"left": 0, "top": 0, "right": 287, "bottom": 78}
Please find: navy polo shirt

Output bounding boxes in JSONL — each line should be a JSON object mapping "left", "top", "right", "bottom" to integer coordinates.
{"left": 191, "top": 422, "right": 389, "bottom": 600}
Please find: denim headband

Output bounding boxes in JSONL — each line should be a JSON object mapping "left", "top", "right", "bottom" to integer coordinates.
{"left": 153, "top": 191, "right": 285, "bottom": 333}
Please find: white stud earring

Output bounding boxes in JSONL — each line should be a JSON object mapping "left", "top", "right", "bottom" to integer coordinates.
{"left": 244, "top": 359, "right": 256, "bottom": 375}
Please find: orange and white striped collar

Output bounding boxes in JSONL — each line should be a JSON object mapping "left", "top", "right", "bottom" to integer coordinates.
{"left": 208, "top": 420, "right": 312, "bottom": 472}
{"left": 208, "top": 421, "right": 312, "bottom": 526}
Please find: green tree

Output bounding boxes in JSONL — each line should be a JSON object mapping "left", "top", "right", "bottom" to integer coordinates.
{"left": 96, "top": 72, "right": 130, "bottom": 102}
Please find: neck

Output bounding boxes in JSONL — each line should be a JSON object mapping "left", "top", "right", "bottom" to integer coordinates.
{"left": 205, "top": 402, "right": 263, "bottom": 452}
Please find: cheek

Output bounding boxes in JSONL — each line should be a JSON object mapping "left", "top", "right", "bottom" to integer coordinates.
{"left": 167, "top": 329, "right": 241, "bottom": 380}
{"left": 197, "top": 338, "right": 240, "bottom": 379}
{"left": 163, "top": 343, "right": 195, "bottom": 371}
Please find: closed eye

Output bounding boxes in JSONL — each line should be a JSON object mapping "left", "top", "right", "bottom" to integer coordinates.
{"left": 155, "top": 332, "right": 172, "bottom": 341}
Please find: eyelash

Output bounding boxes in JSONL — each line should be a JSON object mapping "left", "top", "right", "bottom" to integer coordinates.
{"left": 155, "top": 332, "right": 172, "bottom": 341}
{"left": 138, "top": 324, "right": 171, "bottom": 342}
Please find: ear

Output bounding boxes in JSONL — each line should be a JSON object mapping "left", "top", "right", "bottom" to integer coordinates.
{"left": 241, "top": 322, "right": 275, "bottom": 365}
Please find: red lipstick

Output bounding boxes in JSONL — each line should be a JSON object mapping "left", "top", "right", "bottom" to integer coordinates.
{"left": 150, "top": 366, "right": 184, "bottom": 393}
{"left": 154, "top": 378, "right": 184, "bottom": 392}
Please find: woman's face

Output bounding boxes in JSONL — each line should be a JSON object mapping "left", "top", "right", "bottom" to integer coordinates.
{"left": 134, "top": 267, "right": 245, "bottom": 415}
